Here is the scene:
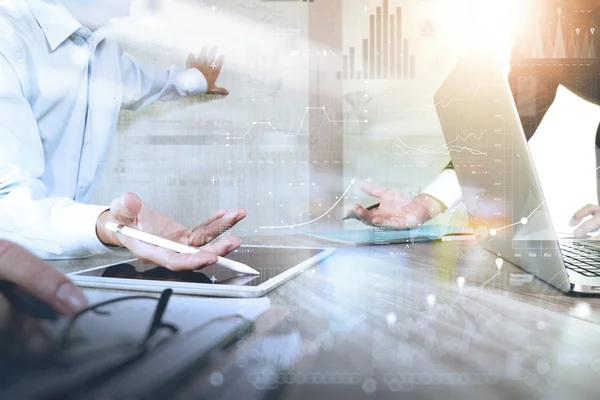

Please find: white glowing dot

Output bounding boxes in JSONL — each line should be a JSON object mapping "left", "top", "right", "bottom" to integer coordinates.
{"left": 537, "top": 359, "right": 550, "bottom": 375}
{"left": 521, "top": 217, "right": 529, "bottom": 225}
{"left": 537, "top": 321, "right": 547, "bottom": 330}
{"left": 457, "top": 276, "right": 466, "bottom": 287}
{"left": 490, "top": 229, "right": 497, "bottom": 236}
{"left": 210, "top": 371, "right": 224, "bottom": 387}
{"left": 426, "top": 294, "right": 436, "bottom": 307}
{"left": 496, "top": 257, "right": 504, "bottom": 270}
{"left": 573, "top": 302, "right": 592, "bottom": 318}
{"left": 385, "top": 312, "right": 397, "bottom": 327}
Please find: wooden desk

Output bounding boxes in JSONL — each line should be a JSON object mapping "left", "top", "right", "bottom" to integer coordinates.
{"left": 50, "top": 236, "right": 600, "bottom": 399}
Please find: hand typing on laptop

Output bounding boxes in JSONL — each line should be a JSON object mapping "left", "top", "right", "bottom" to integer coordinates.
{"left": 96, "top": 193, "right": 246, "bottom": 271}
{"left": 570, "top": 204, "right": 600, "bottom": 238}
{"left": 344, "top": 181, "right": 447, "bottom": 230}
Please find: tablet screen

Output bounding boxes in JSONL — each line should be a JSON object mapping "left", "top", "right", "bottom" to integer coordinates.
{"left": 76, "top": 247, "right": 325, "bottom": 287}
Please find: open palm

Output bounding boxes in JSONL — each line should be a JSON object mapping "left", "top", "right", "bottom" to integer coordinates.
{"left": 346, "top": 182, "right": 439, "bottom": 230}
{"left": 106, "top": 193, "right": 246, "bottom": 271}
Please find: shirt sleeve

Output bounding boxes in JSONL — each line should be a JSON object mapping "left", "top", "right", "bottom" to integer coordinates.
{"left": 422, "top": 169, "right": 463, "bottom": 211}
{"left": 119, "top": 52, "right": 208, "bottom": 111}
{"left": 0, "top": 52, "right": 110, "bottom": 260}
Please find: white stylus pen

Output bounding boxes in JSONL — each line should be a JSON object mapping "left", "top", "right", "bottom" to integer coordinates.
{"left": 105, "top": 222, "right": 260, "bottom": 275}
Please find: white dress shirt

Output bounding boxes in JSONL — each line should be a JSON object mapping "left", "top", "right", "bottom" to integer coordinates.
{"left": 0, "top": 0, "right": 207, "bottom": 259}
{"left": 422, "top": 169, "right": 463, "bottom": 211}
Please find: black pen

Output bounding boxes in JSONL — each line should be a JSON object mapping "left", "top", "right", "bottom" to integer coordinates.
{"left": 343, "top": 203, "right": 380, "bottom": 220}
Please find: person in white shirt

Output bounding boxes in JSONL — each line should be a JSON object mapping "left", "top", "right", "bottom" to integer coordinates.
{"left": 346, "top": 0, "right": 600, "bottom": 238}
{"left": 347, "top": 171, "right": 600, "bottom": 239}
{"left": 0, "top": 0, "right": 245, "bottom": 270}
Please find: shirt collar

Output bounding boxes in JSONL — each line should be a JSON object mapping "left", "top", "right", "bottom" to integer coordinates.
{"left": 24, "top": 0, "right": 83, "bottom": 51}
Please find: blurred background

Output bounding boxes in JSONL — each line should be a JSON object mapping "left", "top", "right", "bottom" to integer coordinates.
{"left": 92, "top": 0, "right": 597, "bottom": 237}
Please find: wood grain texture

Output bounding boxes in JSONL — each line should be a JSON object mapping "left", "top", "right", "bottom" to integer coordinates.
{"left": 50, "top": 236, "right": 600, "bottom": 399}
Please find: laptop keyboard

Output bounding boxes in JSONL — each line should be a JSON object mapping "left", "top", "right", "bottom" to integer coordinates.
{"left": 559, "top": 241, "right": 600, "bottom": 277}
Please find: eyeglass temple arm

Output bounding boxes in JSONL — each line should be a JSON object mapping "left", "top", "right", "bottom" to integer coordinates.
{"left": 144, "top": 289, "right": 178, "bottom": 343}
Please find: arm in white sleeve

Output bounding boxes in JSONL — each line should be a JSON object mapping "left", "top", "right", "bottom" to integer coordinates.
{"left": 422, "top": 169, "right": 463, "bottom": 210}
{"left": 119, "top": 52, "right": 208, "bottom": 111}
{"left": 0, "top": 53, "right": 109, "bottom": 260}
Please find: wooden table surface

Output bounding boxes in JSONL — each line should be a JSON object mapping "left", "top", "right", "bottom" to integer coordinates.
{"left": 50, "top": 236, "right": 600, "bottom": 399}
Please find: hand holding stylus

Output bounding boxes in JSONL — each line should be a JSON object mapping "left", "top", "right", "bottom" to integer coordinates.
{"left": 104, "top": 222, "right": 259, "bottom": 275}
{"left": 344, "top": 182, "right": 447, "bottom": 229}
{"left": 96, "top": 193, "right": 247, "bottom": 272}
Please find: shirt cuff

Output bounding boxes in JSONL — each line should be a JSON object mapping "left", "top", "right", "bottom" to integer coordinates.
{"left": 54, "top": 204, "right": 112, "bottom": 256}
{"left": 422, "top": 169, "right": 463, "bottom": 210}
{"left": 174, "top": 68, "right": 208, "bottom": 96}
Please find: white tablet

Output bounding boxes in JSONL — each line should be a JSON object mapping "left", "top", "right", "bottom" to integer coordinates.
{"left": 69, "top": 245, "right": 335, "bottom": 298}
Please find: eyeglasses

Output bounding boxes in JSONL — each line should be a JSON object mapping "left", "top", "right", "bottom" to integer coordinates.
{"left": 61, "top": 288, "right": 178, "bottom": 350}
{"left": 0, "top": 289, "right": 254, "bottom": 399}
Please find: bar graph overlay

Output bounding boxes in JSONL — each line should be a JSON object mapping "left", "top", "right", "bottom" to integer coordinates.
{"left": 512, "top": 7, "right": 598, "bottom": 61}
{"left": 337, "top": 0, "right": 416, "bottom": 80}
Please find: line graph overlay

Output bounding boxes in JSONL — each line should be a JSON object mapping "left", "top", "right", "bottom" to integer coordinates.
{"left": 227, "top": 107, "right": 367, "bottom": 142}
{"left": 396, "top": 84, "right": 492, "bottom": 118}
{"left": 259, "top": 178, "right": 356, "bottom": 230}
{"left": 490, "top": 200, "right": 547, "bottom": 236}
{"left": 395, "top": 130, "right": 488, "bottom": 156}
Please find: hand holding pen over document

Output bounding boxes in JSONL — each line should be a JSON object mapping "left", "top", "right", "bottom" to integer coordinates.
{"left": 344, "top": 181, "right": 447, "bottom": 230}
{"left": 96, "top": 193, "right": 250, "bottom": 272}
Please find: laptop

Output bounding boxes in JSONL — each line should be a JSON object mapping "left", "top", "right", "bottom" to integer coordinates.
{"left": 435, "top": 46, "right": 600, "bottom": 294}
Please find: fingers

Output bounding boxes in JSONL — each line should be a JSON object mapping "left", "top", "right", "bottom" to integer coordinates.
{"left": 198, "top": 209, "right": 228, "bottom": 227}
{"left": 353, "top": 205, "right": 376, "bottom": 227}
{"left": 207, "top": 47, "right": 218, "bottom": 65}
{"left": 202, "top": 236, "right": 242, "bottom": 256}
{"left": 359, "top": 181, "right": 387, "bottom": 198}
{"left": 198, "top": 46, "right": 208, "bottom": 66}
{"left": 207, "top": 54, "right": 228, "bottom": 95}
{"left": 214, "top": 54, "right": 224, "bottom": 73}
{"left": 191, "top": 48, "right": 228, "bottom": 96}
{"left": 574, "top": 215, "right": 600, "bottom": 238}
{"left": 187, "top": 209, "right": 247, "bottom": 247}
{"left": 0, "top": 241, "right": 88, "bottom": 316}
{"left": 570, "top": 204, "right": 600, "bottom": 226}
{"left": 110, "top": 192, "right": 143, "bottom": 226}
{"left": 345, "top": 207, "right": 358, "bottom": 220}
{"left": 134, "top": 241, "right": 219, "bottom": 271}
{"left": 186, "top": 53, "right": 196, "bottom": 69}
{"left": 207, "top": 86, "right": 229, "bottom": 96}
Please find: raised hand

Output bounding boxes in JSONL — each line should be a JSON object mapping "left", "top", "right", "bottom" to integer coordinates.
{"left": 187, "top": 46, "right": 229, "bottom": 96}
